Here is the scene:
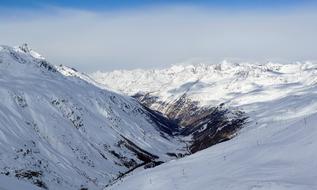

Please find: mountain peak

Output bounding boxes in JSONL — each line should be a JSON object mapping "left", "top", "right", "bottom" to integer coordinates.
{"left": 0, "top": 44, "right": 56, "bottom": 73}
{"left": 18, "top": 43, "right": 45, "bottom": 60}
{"left": 19, "top": 43, "right": 31, "bottom": 53}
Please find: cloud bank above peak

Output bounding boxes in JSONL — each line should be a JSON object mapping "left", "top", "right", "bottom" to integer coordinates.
{"left": 1, "top": 5, "right": 317, "bottom": 72}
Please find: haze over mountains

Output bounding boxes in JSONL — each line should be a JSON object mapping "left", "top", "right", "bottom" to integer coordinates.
{"left": 0, "top": 44, "right": 317, "bottom": 190}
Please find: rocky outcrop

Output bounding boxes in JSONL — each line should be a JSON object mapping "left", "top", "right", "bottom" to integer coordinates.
{"left": 133, "top": 93, "right": 248, "bottom": 153}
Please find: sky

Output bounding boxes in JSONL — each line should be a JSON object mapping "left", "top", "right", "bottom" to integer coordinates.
{"left": 1, "top": 0, "right": 317, "bottom": 72}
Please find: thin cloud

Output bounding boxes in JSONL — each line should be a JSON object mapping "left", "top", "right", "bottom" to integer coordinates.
{"left": 1, "top": 6, "right": 317, "bottom": 72}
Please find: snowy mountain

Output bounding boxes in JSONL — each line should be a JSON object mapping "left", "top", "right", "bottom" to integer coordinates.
{"left": 1, "top": 43, "right": 316, "bottom": 189}
{"left": 92, "top": 61, "right": 317, "bottom": 190}
{"left": 92, "top": 61, "right": 317, "bottom": 127}
{"left": 110, "top": 112, "right": 317, "bottom": 190}
{"left": 0, "top": 44, "right": 188, "bottom": 190}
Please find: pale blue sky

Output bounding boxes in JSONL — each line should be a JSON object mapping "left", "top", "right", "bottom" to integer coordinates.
{"left": 1, "top": 1, "right": 317, "bottom": 72}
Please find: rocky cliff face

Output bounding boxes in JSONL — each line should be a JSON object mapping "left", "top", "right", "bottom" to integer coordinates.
{"left": 133, "top": 92, "right": 248, "bottom": 153}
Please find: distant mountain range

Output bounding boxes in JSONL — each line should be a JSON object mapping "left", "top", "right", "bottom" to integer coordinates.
{"left": 0, "top": 44, "right": 316, "bottom": 190}
{"left": 92, "top": 60, "right": 317, "bottom": 190}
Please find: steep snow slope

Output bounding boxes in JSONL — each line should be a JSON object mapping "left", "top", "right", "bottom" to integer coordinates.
{"left": 92, "top": 61, "right": 317, "bottom": 189}
{"left": 110, "top": 112, "right": 317, "bottom": 190}
{"left": 0, "top": 45, "right": 185, "bottom": 190}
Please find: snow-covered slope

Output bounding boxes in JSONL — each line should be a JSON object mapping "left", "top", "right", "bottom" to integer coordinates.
{"left": 2, "top": 43, "right": 316, "bottom": 190}
{"left": 0, "top": 175, "right": 41, "bottom": 190}
{"left": 110, "top": 112, "right": 317, "bottom": 190}
{"left": 92, "top": 61, "right": 317, "bottom": 190}
{"left": 0, "top": 45, "right": 186, "bottom": 190}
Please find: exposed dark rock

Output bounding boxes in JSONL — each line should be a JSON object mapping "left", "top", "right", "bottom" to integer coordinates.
{"left": 120, "top": 136, "right": 159, "bottom": 163}
{"left": 15, "top": 169, "right": 47, "bottom": 189}
{"left": 51, "top": 99, "right": 84, "bottom": 129}
{"left": 133, "top": 92, "right": 160, "bottom": 108}
{"left": 19, "top": 43, "right": 31, "bottom": 53}
{"left": 144, "top": 161, "right": 164, "bottom": 169}
{"left": 166, "top": 152, "right": 186, "bottom": 158}
{"left": 142, "top": 105, "right": 180, "bottom": 136}
{"left": 181, "top": 108, "right": 248, "bottom": 153}
{"left": 37, "top": 60, "right": 57, "bottom": 72}
{"left": 105, "top": 93, "right": 248, "bottom": 188}
{"left": 14, "top": 95, "right": 28, "bottom": 108}
{"left": 133, "top": 93, "right": 248, "bottom": 153}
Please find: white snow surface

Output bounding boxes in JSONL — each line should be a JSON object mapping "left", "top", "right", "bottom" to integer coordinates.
{"left": 92, "top": 61, "right": 317, "bottom": 190}
{"left": 109, "top": 113, "right": 317, "bottom": 190}
{"left": 0, "top": 175, "right": 41, "bottom": 190}
{"left": 92, "top": 61, "right": 317, "bottom": 126}
{"left": 0, "top": 45, "right": 185, "bottom": 190}
{"left": 1, "top": 43, "right": 317, "bottom": 190}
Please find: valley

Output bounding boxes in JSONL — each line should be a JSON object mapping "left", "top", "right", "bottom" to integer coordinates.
{"left": 0, "top": 45, "right": 248, "bottom": 190}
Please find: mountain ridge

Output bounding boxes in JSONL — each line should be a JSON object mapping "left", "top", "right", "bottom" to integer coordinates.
{"left": 0, "top": 45, "right": 248, "bottom": 189}
{"left": 91, "top": 61, "right": 317, "bottom": 125}
{"left": 2, "top": 45, "right": 316, "bottom": 189}
{"left": 0, "top": 45, "right": 187, "bottom": 190}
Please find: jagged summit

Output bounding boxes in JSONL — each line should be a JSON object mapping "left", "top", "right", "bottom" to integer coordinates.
{"left": 18, "top": 43, "right": 45, "bottom": 60}
{"left": 19, "top": 43, "right": 31, "bottom": 53}
{"left": 0, "top": 44, "right": 46, "bottom": 63}
{"left": 0, "top": 44, "right": 56, "bottom": 73}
